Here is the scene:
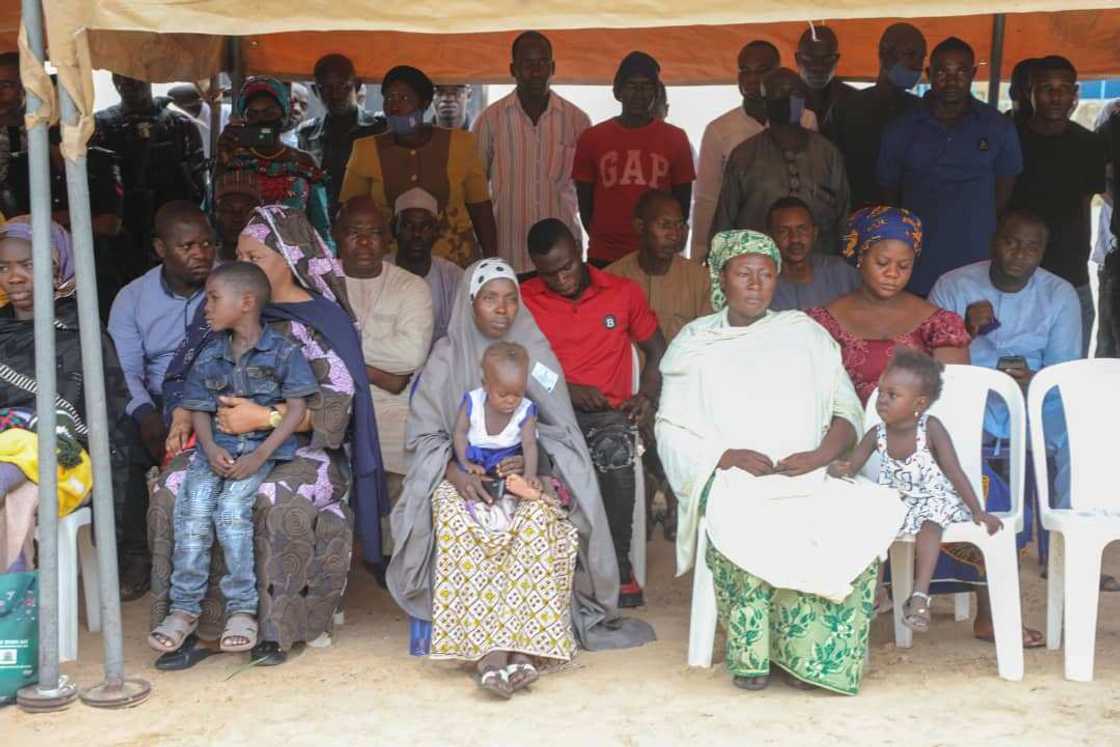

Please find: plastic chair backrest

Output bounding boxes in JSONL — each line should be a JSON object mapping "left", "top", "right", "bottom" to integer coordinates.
{"left": 631, "top": 344, "right": 641, "bottom": 396}
{"left": 862, "top": 364, "right": 1025, "bottom": 528}
{"left": 1029, "top": 359, "right": 1120, "bottom": 516}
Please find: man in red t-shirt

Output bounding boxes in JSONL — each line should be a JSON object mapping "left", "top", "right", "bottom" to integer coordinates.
{"left": 522, "top": 218, "right": 667, "bottom": 607}
{"left": 572, "top": 51, "right": 695, "bottom": 266}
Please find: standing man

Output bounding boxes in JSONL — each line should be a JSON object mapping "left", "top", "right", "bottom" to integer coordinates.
{"left": 572, "top": 51, "right": 695, "bottom": 266}
{"left": 0, "top": 52, "right": 27, "bottom": 214}
{"left": 795, "top": 25, "right": 856, "bottom": 137}
{"left": 830, "top": 23, "right": 927, "bottom": 210}
{"left": 473, "top": 31, "right": 590, "bottom": 273}
{"left": 607, "top": 190, "right": 709, "bottom": 541}
{"left": 1008, "top": 56, "right": 1105, "bottom": 356}
{"left": 524, "top": 218, "right": 667, "bottom": 607}
{"left": 108, "top": 201, "right": 214, "bottom": 599}
{"left": 336, "top": 196, "right": 433, "bottom": 556}
{"left": 693, "top": 41, "right": 821, "bottom": 259}
{"left": 299, "top": 54, "right": 387, "bottom": 217}
{"left": 711, "top": 68, "right": 850, "bottom": 259}
{"left": 1097, "top": 99, "right": 1120, "bottom": 357}
{"left": 433, "top": 84, "right": 473, "bottom": 130}
{"left": 166, "top": 83, "right": 212, "bottom": 159}
{"left": 388, "top": 187, "right": 463, "bottom": 346}
{"left": 93, "top": 74, "right": 207, "bottom": 277}
{"left": 1007, "top": 59, "right": 1039, "bottom": 127}
{"left": 281, "top": 82, "right": 311, "bottom": 148}
{"left": 765, "top": 196, "right": 859, "bottom": 311}
{"left": 211, "top": 170, "right": 262, "bottom": 261}
{"left": 878, "top": 37, "right": 1023, "bottom": 296}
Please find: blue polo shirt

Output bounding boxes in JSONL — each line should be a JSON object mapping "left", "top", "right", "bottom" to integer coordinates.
{"left": 878, "top": 95, "right": 1022, "bottom": 296}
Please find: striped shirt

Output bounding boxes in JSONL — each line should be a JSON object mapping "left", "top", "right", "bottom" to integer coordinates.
{"left": 473, "top": 91, "right": 590, "bottom": 273}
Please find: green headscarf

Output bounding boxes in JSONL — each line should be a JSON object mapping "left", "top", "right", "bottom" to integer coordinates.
{"left": 707, "top": 230, "right": 782, "bottom": 311}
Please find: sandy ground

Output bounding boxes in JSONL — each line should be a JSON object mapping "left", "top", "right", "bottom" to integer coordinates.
{"left": 4, "top": 535, "right": 1120, "bottom": 747}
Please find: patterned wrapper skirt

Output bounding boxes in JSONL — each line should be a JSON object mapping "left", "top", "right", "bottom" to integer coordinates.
{"left": 430, "top": 481, "right": 578, "bottom": 663}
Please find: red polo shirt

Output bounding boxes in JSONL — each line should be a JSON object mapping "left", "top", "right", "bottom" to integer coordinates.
{"left": 521, "top": 266, "right": 659, "bottom": 407}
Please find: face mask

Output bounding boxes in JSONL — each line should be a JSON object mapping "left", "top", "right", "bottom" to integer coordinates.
{"left": 765, "top": 94, "right": 805, "bottom": 127}
{"left": 887, "top": 62, "right": 922, "bottom": 91}
{"left": 799, "top": 66, "right": 834, "bottom": 91}
{"left": 387, "top": 112, "right": 422, "bottom": 136}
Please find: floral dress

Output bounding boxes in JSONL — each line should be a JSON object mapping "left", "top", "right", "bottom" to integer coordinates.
{"left": 877, "top": 415, "right": 972, "bottom": 535}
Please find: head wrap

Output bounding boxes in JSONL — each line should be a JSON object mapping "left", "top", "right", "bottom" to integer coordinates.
{"left": 707, "top": 230, "right": 782, "bottom": 312}
{"left": 468, "top": 259, "right": 518, "bottom": 301}
{"left": 393, "top": 187, "right": 439, "bottom": 217}
{"left": 381, "top": 65, "right": 435, "bottom": 105}
{"left": 235, "top": 76, "right": 290, "bottom": 118}
{"left": 0, "top": 215, "right": 76, "bottom": 304}
{"left": 240, "top": 205, "right": 354, "bottom": 318}
{"left": 614, "top": 51, "right": 661, "bottom": 89}
{"left": 213, "top": 170, "right": 262, "bottom": 202}
{"left": 842, "top": 206, "right": 923, "bottom": 259}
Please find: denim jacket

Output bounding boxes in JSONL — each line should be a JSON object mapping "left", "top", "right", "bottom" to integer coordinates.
{"left": 181, "top": 326, "right": 319, "bottom": 460}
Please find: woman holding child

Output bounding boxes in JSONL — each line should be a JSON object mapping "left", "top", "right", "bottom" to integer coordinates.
{"left": 657, "top": 230, "right": 905, "bottom": 695}
{"left": 388, "top": 259, "right": 653, "bottom": 699}
{"left": 148, "top": 205, "right": 387, "bottom": 667}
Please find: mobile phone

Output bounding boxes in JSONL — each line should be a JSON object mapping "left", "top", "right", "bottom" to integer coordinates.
{"left": 235, "top": 125, "right": 279, "bottom": 149}
{"left": 996, "top": 355, "right": 1027, "bottom": 372}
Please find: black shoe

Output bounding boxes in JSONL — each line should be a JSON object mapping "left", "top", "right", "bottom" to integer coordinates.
{"left": 250, "top": 640, "right": 287, "bottom": 667}
{"left": 154, "top": 634, "right": 213, "bottom": 671}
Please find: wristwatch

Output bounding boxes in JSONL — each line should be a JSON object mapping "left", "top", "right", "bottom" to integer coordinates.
{"left": 268, "top": 408, "right": 283, "bottom": 429}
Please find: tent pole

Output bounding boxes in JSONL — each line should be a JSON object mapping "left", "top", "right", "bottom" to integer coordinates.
{"left": 52, "top": 83, "right": 152, "bottom": 711}
{"left": 14, "top": 0, "right": 78, "bottom": 715}
{"left": 229, "top": 36, "right": 245, "bottom": 107}
{"left": 987, "top": 13, "right": 1007, "bottom": 108}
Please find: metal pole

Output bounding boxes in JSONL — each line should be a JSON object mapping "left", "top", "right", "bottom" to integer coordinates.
{"left": 987, "top": 13, "right": 1007, "bottom": 108}
{"left": 15, "top": 0, "right": 78, "bottom": 714}
{"left": 55, "top": 83, "right": 152, "bottom": 710}
{"left": 229, "top": 37, "right": 245, "bottom": 109}
{"left": 208, "top": 73, "right": 221, "bottom": 160}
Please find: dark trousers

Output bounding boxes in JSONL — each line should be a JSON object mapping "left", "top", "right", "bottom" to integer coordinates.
{"left": 119, "top": 418, "right": 156, "bottom": 567}
{"left": 575, "top": 408, "right": 636, "bottom": 581}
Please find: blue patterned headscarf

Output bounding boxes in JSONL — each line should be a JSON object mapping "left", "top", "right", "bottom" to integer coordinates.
{"left": 843, "top": 206, "right": 923, "bottom": 258}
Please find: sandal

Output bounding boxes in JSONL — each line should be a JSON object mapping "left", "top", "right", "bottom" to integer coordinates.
{"left": 477, "top": 667, "right": 513, "bottom": 699}
{"left": 902, "top": 592, "right": 931, "bottom": 633}
{"left": 505, "top": 660, "right": 539, "bottom": 692}
{"left": 148, "top": 611, "right": 199, "bottom": 653}
{"left": 975, "top": 626, "right": 1045, "bottom": 649}
{"left": 154, "top": 634, "right": 214, "bottom": 671}
{"left": 220, "top": 612, "right": 259, "bottom": 653}
{"left": 782, "top": 670, "right": 817, "bottom": 691}
{"left": 732, "top": 675, "right": 770, "bottom": 691}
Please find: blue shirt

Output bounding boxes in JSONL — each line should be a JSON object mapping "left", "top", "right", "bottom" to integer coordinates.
{"left": 108, "top": 265, "right": 205, "bottom": 418}
{"left": 180, "top": 325, "right": 319, "bottom": 461}
{"left": 929, "top": 260, "right": 1080, "bottom": 438}
{"left": 878, "top": 96, "right": 1023, "bottom": 296}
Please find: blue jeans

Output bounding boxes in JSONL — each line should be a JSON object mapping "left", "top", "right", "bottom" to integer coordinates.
{"left": 170, "top": 453, "right": 272, "bottom": 616}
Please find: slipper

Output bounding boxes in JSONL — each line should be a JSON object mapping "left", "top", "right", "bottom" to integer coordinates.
{"left": 732, "top": 675, "right": 769, "bottom": 691}
{"left": 505, "top": 661, "right": 539, "bottom": 692}
{"left": 250, "top": 641, "right": 288, "bottom": 667}
{"left": 782, "top": 670, "right": 817, "bottom": 691}
{"left": 477, "top": 667, "right": 513, "bottom": 700}
{"left": 974, "top": 627, "right": 1045, "bottom": 649}
{"left": 220, "top": 613, "right": 259, "bottom": 653}
{"left": 154, "top": 634, "right": 214, "bottom": 671}
{"left": 148, "top": 611, "right": 199, "bottom": 653}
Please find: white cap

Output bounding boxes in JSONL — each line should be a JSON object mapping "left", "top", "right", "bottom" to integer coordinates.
{"left": 394, "top": 187, "right": 439, "bottom": 217}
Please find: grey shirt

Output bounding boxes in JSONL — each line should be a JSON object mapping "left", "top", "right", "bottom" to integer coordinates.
{"left": 771, "top": 254, "right": 861, "bottom": 312}
{"left": 711, "top": 128, "right": 851, "bottom": 255}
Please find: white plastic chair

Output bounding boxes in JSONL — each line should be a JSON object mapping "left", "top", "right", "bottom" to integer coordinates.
{"left": 1029, "top": 359, "right": 1120, "bottom": 682}
{"left": 863, "top": 364, "right": 1025, "bottom": 681}
{"left": 630, "top": 345, "right": 646, "bottom": 589}
{"left": 687, "top": 515, "right": 719, "bottom": 667}
{"left": 34, "top": 505, "right": 101, "bottom": 663}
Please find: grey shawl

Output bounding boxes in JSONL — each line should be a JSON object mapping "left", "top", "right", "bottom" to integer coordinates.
{"left": 387, "top": 260, "right": 654, "bottom": 650}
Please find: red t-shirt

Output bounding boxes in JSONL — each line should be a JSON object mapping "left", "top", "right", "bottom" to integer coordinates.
{"left": 571, "top": 118, "right": 696, "bottom": 263}
{"left": 521, "top": 266, "right": 659, "bottom": 408}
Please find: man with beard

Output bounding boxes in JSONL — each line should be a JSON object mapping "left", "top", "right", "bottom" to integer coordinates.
{"left": 108, "top": 201, "right": 215, "bottom": 599}
{"left": 830, "top": 24, "right": 927, "bottom": 210}
{"left": 92, "top": 74, "right": 206, "bottom": 274}
{"left": 473, "top": 31, "right": 590, "bottom": 273}
{"left": 766, "top": 196, "right": 858, "bottom": 311}
{"left": 795, "top": 25, "right": 856, "bottom": 137}
{"left": 299, "top": 54, "right": 387, "bottom": 216}
{"left": 878, "top": 37, "right": 1022, "bottom": 296}
{"left": 711, "top": 68, "right": 850, "bottom": 259}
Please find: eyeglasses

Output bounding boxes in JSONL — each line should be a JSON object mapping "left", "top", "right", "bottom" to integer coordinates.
{"left": 783, "top": 150, "right": 802, "bottom": 194}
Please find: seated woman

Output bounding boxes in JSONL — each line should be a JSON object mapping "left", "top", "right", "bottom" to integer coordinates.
{"left": 148, "top": 205, "right": 387, "bottom": 667}
{"left": 388, "top": 259, "right": 653, "bottom": 699}
{"left": 657, "top": 230, "right": 904, "bottom": 695}
{"left": 807, "top": 205, "right": 1042, "bottom": 648}
{"left": 0, "top": 217, "right": 129, "bottom": 571}
{"left": 339, "top": 65, "right": 498, "bottom": 268}
{"left": 216, "top": 78, "right": 331, "bottom": 242}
